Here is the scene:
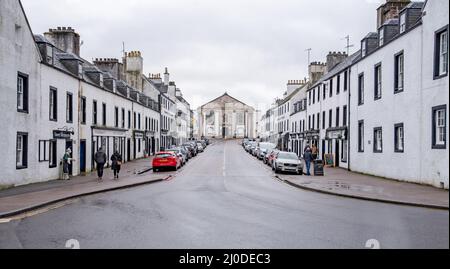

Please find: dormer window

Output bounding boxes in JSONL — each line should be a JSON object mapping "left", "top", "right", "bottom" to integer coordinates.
{"left": 46, "top": 44, "right": 53, "bottom": 64}
{"left": 361, "top": 40, "right": 367, "bottom": 57}
{"left": 99, "top": 73, "right": 104, "bottom": 87}
{"left": 400, "top": 13, "right": 406, "bottom": 33}
{"left": 78, "top": 62, "right": 83, "bottom": 78}
{"left": 379, "top": 28, "right": 385, "bottom": 46}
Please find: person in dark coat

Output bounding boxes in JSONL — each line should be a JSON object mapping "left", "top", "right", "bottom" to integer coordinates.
{"left": 111, "top": 151, "right": 123, "bottom": 179}
{"left": 94, "top": 147, "right": 107, "bottom": 181}
{"left": 304, "top": 148, "right": 314, "bottom": 176}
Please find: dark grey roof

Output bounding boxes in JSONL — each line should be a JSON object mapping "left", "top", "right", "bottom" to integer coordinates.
{"left": 34, "top": 34, "right": 53, "bottom": 45}
{"left": 363, "top": 32, "right": 378, "bottom": 39}
{"left": 383, "top": 18, "right": 399, "bottom": 26}
{"left": 405, "top": 2, "right": 425, "bottom": 9}
{"left": 56, "top": 52, "right": 81, "bottom": 61}
{"left": 310, "top": 51, "right": 361, "bottom": 89}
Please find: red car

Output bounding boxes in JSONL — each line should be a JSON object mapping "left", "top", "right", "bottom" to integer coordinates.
{"left": 152, "top": 152, "right": 181, "bottom": 172}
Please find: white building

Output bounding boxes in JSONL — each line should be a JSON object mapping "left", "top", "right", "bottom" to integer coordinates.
{"left": 0, "top": 0, "right": 191, "bottom": 187}
{"left": 305, "top": 52, "right": 357, "bottom": 169}
{"left": 175, "top": 89, "right": 191, "bottom": 145}
{"left": 349, "top": 0, "right": 449, "bottom": 189}
{"left": 197, "top": 93, "right": 256, "bottom": 139}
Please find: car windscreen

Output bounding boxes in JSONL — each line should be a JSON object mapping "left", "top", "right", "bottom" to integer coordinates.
{"left": 259, "top": 143, "right": 275, "bottom": 150}
{"left": 156, "top": 153, "right": 174, "bottom": 158}
{"left": 277, "top": 152, "right": 298, "bottom": 160}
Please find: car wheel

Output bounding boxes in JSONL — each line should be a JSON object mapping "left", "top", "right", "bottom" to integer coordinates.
{"left": 154, "top": 168, "right": 159, "bottom": 173}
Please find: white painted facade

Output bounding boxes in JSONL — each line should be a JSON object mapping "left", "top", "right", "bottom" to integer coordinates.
{"left": 0, "top": 0, "right": 43, "bottom": 187}
{"left": 349, "top": 0, "right": 449, "bottom": 189}
{"left": 0, "top": 0, "right": 195, "bottom": 188}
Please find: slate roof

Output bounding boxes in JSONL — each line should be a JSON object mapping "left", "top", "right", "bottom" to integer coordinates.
{"left": 310, "top": 50, "right": 361, "bottom": 90}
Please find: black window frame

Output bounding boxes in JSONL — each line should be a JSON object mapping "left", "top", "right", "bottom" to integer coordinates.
{"left": 322, "top": 111, "right": 326, "bottom": 130}
{"left": 336, "top": 75, "right": 341, "bottom": 95}
{"left": 373, "top": 127, "right": 383, "bottom": 153}
{"left": 394, "top": 123, "right": 405, "bottom": 153}
{"left": 343, "top": 70, "right": 348, "bottom": 92}
{"left": 432, "top": 105, "right": 447, "bottom": 149}
{"left": 434, "top": 25, "right": 449, "bottom": 80}
{"left": 80, "top": 96, "right": 87, "bottom": 125}
{"left": 394, "top": 50, "right": 405, "bottom": 94}
{"left": 128, "top": 110, "right": 131, "bottom": 129}
{"left": 16, "top": 132, "right": 28, "bottom": 170}
{"left": 343, "top": 106, "right": 348, "bottom": 127}
{"left": 49, "top": 87, "right": 58, "bottom": 121}
{"left": 122, "top": 108, "right": 126, "bottom": 128}
{"left": 66, "top": 92, "right": 73, "bottom": 124}
{"left": 358, "top": 73, "right": 365, "bottom": 106}
{"left": 374, "top": 62, "right": 382, "bottom": 100}
{"left": 92, "top": 100, "right": 98, "bottom": 125}
{"left": 17, "top": 72, "right": 29, "bottom": 113}
{"left": 329, "top": 79, "right": 333, "bottom": 98}
{"left": 336, "top": 107, "right": 340, "bottom": 127}
{"left": 38, "top": 140, "right": 49, "bottom": 162}
{"left": 102, "top": 103, "right": 107, "bottom": 126}
{"left": 49, "top": 139, "right": 57, "bottom": 168}
{"left": 114, "top": 106, "right": 119, "bottom": 128}
{"left": 328, "top": 109, "right": 333, "bottom": 128}
{"left": 358, "top": 120, "right": 364, "bottom": 153}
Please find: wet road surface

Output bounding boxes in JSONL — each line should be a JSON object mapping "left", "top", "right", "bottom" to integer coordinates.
{"left": 0, "top": 140, "right": 448, "bottom": 249}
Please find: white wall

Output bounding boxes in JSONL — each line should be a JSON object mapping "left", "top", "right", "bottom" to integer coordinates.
{"left": 0, "top": 0, "right": 42, "bottom": 186}
{"left": 419, "top": 0, "right": 449, "bottom": 188}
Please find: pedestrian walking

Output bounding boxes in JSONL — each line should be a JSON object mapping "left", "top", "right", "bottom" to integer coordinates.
{"left": 304, "top": 148, "right": 314, "bottom": 176}
{"left": 111, "top": 151, "right": 123, "bottom": 180}
{"left": 62, "top": 148, "right": 72, "bottom": 180}
{"left": 311, "top": 144, "right": 318, "bottom": 160}
{"left": 94, "top": 147, "right": 107, "bottom": 181}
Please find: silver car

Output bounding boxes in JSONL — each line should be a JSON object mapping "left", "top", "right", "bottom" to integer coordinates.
{"left": 272, "top": 152, "right": 303, "bottom": 175}
{"left": 256, "top": 143, "right": 276, "bottom": 160}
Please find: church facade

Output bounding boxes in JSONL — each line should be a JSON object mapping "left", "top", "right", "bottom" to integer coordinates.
{"left": 197, "top": 93, "right": 256, "bottom": 139}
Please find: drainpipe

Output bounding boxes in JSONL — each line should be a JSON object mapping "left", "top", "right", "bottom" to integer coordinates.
{"left": 348, "top": 68, "right": 351, "bottom": 172}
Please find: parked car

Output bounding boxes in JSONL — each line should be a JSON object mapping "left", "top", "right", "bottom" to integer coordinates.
{"left": 196, "top": 142, "right": 205, "bottom": 152}
{"left": 266, "top": 149, "right": 280, "bottom": 166}
{"left": 152, "top": 152, "right": 181, "bottom": 172}
{"left": 166, "top": 148, "right": 188, "bottom": 166}
{"left": 246, "top": 142, "right": 257, "bottom": 153}
{"left": 272, "top": 151, "right": 303, "bottom": 175}
{"left": 182, "top": 143, "right": 196, "bottom": 157}
{"left": 256, "top": 142, "right": 276, "bottom": 160}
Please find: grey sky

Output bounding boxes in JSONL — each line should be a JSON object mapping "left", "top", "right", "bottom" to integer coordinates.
{"left": 21, "top": 0, "right": 382, "bottom": 110}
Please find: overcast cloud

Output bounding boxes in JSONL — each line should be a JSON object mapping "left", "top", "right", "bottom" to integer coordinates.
{"left": 21, "top": 0, "right": 382, "bottom": 110}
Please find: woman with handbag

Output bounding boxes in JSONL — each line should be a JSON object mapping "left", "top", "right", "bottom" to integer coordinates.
{"left": 111, "top": 151, "right": 123, "bottom": 180}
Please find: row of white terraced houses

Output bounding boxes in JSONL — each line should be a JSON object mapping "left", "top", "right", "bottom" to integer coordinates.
{"left": 258, "top": 0, "right": 448, "bottom": 189}
{"left": 0, "top": 0, "right": 194, "bottom": 187}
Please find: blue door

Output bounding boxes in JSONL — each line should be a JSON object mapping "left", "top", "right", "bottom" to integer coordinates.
{"left": 80, "top": 140, "right": 86, "bottom": 173}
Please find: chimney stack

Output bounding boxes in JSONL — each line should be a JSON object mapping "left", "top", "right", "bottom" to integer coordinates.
{"left": 164, "top": 67, "right": 170, "bottom": 86}
{"left": 377, "top": 0, "right": 411, "bottom": 28}
{"left": 326, "top": 51, "right": 348, "bottom": 71}
{"left": 308, "top": 62, "right": 327, "bottom": 84}
{"left": 44, "top": 27, "right": 81, "bottom": 56}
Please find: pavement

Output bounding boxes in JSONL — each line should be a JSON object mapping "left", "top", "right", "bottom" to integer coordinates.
{"left": 275, "top": 166, "right": 449, "bottom": 210}
{"left": 0, "top": 140, "right": 447, "bottom": 249}
{"left": 0, "top": 157, "right": 172, "bottom": 218}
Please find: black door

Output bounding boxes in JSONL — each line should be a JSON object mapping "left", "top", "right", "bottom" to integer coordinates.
{"left": 127, "top": 139, "right": 131, "bottom": 162}
{"left": 335, "top": 140, "right": 340, "bottom": 167}
{"left": 322, "top": 140, "right": 325, "bottom": 161}
{"left": 151, "top": 137, "right": 155, "bottom": 155}
{"left": 80, "top": 140, "right": 86, "bottom": 173}
{"left": 65, "top": 140, "right": 73, "bottom": 175}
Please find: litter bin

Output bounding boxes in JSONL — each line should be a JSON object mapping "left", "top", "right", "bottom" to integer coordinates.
{"left": 314, "top": 160, "right": 324, "bottom": 176}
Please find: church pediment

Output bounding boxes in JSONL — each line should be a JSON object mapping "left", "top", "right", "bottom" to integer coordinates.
{"left": 200, "top": 93, "right": 254, "bottom": 110}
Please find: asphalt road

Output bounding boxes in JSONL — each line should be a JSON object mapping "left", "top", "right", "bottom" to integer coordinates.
{"left": 0, "top": 140, "right": 448, "bottom": 249}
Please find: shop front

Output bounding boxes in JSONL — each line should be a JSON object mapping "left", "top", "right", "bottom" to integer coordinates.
{"left": 91, "top": 127, "right": 127, "bottom": 170}
{"left": 325, "top": 127, "right": 348, "bottom": 168}
{"left": 145, "top": 131, "right": 156, "bottom": 156}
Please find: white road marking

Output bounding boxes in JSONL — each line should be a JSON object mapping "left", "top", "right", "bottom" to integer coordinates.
{"left": 223, "top": 142, "right": 227, "bottom": 177}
